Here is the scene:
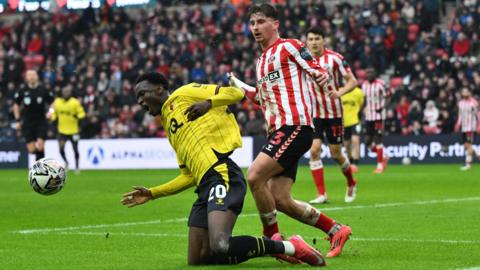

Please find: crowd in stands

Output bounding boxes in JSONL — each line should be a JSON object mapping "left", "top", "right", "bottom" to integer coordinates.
{"left": 0, "top": 0, "right": 479, "bottom": 142}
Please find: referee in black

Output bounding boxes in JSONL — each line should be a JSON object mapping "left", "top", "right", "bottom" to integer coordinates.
{"left": 13, "top": 70, "right": 54, "bottom": 161}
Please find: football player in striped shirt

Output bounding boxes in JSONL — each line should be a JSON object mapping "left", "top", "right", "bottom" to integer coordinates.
{"left": 121, "top": 73, "right": 325, "bottom": 266}
{"left": 305, "top": 28, "right": 359, "bottom": 204}
{"left": 361, "top": 68, "right": 390, "bottom": 173}
{"left": 240, "top": 3, "right": 352, "bottom": 261}
{"left": 455, "top": 87, "right": 479, "bottom": 171}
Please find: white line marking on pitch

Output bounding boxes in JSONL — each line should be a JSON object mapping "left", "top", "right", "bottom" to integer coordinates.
{"left": 13, "top": 196, "right": 480, "bottom": 235}
{"left": 37, "top": 231, "right": 480, "bottom": 245}
{"left": 454, "top": 267, "right": 480, "bottom": 270}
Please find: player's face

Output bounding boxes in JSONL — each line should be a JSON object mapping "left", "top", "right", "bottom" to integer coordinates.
{"left": 249, "top": 13, "right": 279, "bottom": 46}
{"left": 306, "top": 33, "right": 324, "bottom": 56}
{"left": 134, "top": 81, "right": 168, "bottom": 116}
{"left": 366, "top": 69, "right": 375, "bottom": 81}
{"left": 461, "top": 88, "right": 471, "bottom": 99}
{"left": 26, "top": 70, "right": 39, "bottom": 86}
{"left": 62, "top": 88, "right": 72, "bottom": 99}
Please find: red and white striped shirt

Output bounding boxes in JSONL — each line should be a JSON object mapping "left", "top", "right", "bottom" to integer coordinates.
{"left": 361, "top": 79, "right": 388, "bottom": 121}
{"left": 309, "top": 48, "right": 351, "bottom": 119}
{"left": 255, "top": 38, "right": 327, "bottom": 133}
{"left": 458, "top": 98, "right": 478, "bottom": 132}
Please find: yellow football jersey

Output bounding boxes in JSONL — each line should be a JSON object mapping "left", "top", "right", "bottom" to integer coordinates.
{"left": 51, "top": 97, "right": 86, "bottom": 135}
{"left": 149, "top": 83, "right": 245, "bottom": 198}
{"left": 341, "top": 87, "right": 364, "bottom": 127}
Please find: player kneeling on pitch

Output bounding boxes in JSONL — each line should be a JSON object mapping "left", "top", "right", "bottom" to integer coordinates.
{"left": 121, "top": 72, "right": 326, "bottom": 266}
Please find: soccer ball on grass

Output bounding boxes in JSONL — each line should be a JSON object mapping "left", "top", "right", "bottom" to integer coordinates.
{"left": 28, "top": 158, "right": 66, "bottom": 195}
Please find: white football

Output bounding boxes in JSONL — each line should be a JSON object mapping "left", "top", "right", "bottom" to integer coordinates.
{"left": 29, "top": 158, "right": 66, "bottom": 195}
{"left": 402, "top": 157, "right": 411, "bottom": 165}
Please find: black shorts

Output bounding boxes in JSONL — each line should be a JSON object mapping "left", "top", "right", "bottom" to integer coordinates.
{"left": 188, "top": 158, "right": 246, "bottom": 229}
{"left": 344, "top": 124, "right": 359, "bottom": 141}
{"left": 365, "top": 120, "right": 384, "bottom": 138}
{"left": 313, "top": 118, "right": 344, "bottom": 144}
{"left": 261, "top": 125, "right": 313, "bottom": 180}
{"left": 22, "top": 122, "right": 47, "bottom": 143}
{"left": 462, "top": 132, "right": 475, "bottom": 144}
{"left": 58, "top": 133, "right": 80, "bottom": 143}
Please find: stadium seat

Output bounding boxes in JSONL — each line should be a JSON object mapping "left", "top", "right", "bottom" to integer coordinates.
{"left": 390, "top": 77, "right": 403, "bottom": 90}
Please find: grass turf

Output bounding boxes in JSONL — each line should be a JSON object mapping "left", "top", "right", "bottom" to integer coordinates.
{"left": 1, "top": 164, "right": 479, "bottom": 269}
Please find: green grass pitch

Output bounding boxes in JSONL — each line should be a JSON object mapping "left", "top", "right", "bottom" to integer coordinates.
{"left": 1, "top": 164, "right": 479, "bottom": 270}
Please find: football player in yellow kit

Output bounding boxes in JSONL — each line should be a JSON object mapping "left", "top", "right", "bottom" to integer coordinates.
{"left": 49, "top": 86, "right": 85, "bottom": 173}
{"left": 121, "top": 72, "right": 325, "bottom": 266}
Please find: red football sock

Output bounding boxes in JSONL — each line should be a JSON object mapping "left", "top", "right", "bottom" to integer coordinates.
{"left": 263, "top": 222, "right": 279, "bottom": 238}
{"left": 377, "top": 146, "right": 383, "bottom": 164}
{"left": 342, "top": 166, "right": 356, "bottom": 186}
{"left": 310, "top": 160, "right": 325, "bottom": 195}
{"left": 315, "top": 213, "right": 336, "bottom": 234}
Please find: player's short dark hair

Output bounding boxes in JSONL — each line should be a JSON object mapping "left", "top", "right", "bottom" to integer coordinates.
{"left": 306, "top": 27, "right": 325, "bottom": 38}
{"left": 248, "top": 3, "right": 278, "bottom": 20}
{"left": 135, "top": 72, "right": 169, "bottom": 89}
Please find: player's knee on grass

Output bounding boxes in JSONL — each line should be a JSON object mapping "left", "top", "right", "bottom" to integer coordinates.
{"left": 209, "top": 232, "right": 230, "bottom": 255}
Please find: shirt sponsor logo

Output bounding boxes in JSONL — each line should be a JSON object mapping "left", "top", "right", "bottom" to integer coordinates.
{"left": 257, "top": 71, "right": 281, "bottom": 84}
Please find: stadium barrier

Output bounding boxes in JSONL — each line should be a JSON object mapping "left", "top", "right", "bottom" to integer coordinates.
{"left": 254, "top": 134, "right": 480, "bottom": 165}
{"left": 16, "top": 134, "right": 480, "bottom": 170}
{"left": 37, "top": 137, "right": 253, "bottom": 170}
{"left": 0, "top": 142, "right": 28, "bottom": 169}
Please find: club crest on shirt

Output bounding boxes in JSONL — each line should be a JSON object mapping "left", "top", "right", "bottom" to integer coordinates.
{"left": 267, "top": 55, "right": 276, "bottom": 64}
{"left": 299, "top": 46, "right": 313, "bottom": 61}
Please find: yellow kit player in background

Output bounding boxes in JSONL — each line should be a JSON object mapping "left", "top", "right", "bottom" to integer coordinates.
{"left": 341, "top": 86, "right": 365, "bottom": 173}
{"left": 48, "top": 85, "right": 85, "bottom": 173}
{"left": 121, "top": 72, "right": 324, "bottom": 266}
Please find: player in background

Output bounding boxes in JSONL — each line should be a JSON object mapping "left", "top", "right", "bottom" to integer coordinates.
{"left": 305, "top": 28, "right": 359, "bottom": 204}
{"left": 455, "top": 87, "right": 479, "bottom": 171}
{"left": 13, "top": 70, "right": 54, "bottom": 161}
{"left": 231, "top": 4, "right": 352, "bottom": 261}
{"left": 361, "top": 68, "right": 390, "bottom": 173}
{"left": 342, "top": 86, "right": 364, "bottom": 173}
{"left": 47, "top": 85, "right": 86, "bottom": 173}
{"left": 121, "top": 73, "right": 326, "bottom": 266}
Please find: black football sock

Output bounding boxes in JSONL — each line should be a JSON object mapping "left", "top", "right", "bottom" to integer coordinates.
{"left": 211, "top": 236, "right": 285, "bottom": 265}
{"left": 73, "top": 142, "right": 80, "bottom": 169}
{"left": 59, "top": 148, "right": 67, "bottom": 166}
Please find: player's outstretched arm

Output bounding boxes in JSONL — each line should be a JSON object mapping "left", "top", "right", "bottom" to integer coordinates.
{"left": 228, "top": 72, "right": 258, "bottom": 103}
{"left": 121, "top": 186, "right": 152, "bottom": 208}
{"left": 121, "top": 172, "right": 195, "bottom": 208}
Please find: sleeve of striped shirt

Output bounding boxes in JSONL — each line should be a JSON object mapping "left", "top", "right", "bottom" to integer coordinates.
{"left": 148, "top": 167, "right": 195, "bottom": 199}
{"left": 335, "top": 54, "right": 351, "bottom": 77}
{"left": 283, "top": 39, "right": 328, "bottom": 78}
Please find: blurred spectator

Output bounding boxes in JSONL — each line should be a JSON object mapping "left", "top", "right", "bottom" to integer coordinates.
{"left": 423, "top": 100, "right": 440, "bottom": 134}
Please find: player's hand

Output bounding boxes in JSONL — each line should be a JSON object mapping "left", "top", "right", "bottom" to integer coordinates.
{"left": 313, "top": 71, "right": 329, "bottom": 87}
{"left": 185, "top": 100, "right": 212, "bottom": 121}
{"left": 121, "top": 186, "right": 153, "bottom": 208}
{"left": 328, "top": 89, "right": 341, "bottom": 99}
